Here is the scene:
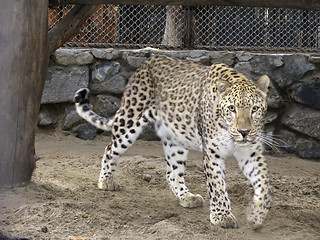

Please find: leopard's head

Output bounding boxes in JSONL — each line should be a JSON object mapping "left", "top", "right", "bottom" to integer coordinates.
{"left": 217, "top": 75, "right": 270, "bottom": 145}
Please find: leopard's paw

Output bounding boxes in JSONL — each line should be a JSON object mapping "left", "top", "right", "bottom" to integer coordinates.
{"left": 246, "top": 196, "right": 272, "bottom": 230}
{"left": 179, "top": 193, "right": 204, "bottom": 208}
{"left": 98, "top": 178, "right": 120, "bottom": 191}
{"left": 210, "top": 212, "right": 238, "bottom": 228}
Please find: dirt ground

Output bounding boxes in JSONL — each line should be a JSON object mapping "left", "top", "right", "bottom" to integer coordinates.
{"left": 0, "top": 131, "right": 319, "bottom": 240}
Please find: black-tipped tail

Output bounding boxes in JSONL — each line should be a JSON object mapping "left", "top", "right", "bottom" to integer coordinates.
{"left": 74, "top": 88, "right": 113, "bottom": 131}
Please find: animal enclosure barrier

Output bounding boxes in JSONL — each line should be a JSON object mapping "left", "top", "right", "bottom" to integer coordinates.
{"left": 49, "top": 4, "right": 320, "bottom": 51}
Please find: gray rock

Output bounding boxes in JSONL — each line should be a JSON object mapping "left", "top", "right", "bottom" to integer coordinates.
{"left": 53, "top": 49, "right": 94, "bottom": 65}
{"left": 63, "top": 107, "right": 84, "bottom": 130}
{"left": 278, "top": 130, "right": 296, "bottom": 153}
{"left": 255, "top": 54, "right": 284, "bottom": 68}
{"left": 93, "top": 61, "right": 120, "bottom": 81}
{"left": 75, "top": 124, "right": 97, "bottom": 140}
{"left": 271, "top": 57, "right": 284, "bottom": 68}
{"left": 308, "top": 55, "right": 320, "bottom": 63}
{"left": 187, "top": 56, "right": 211, "bottom": 65}
{"left": 126, "top": 56, "right": 147, "bottom": 68}
{"left": 38, "top": 107, "right": 54, "bottom": 126}
{"left": 41, "top": 66, "right": 89, "bottom": 104}
{"left": 90, "top": 62, "right": 127, "bottom": 95}
{"left": 267, "top": 55, "right": 314, "bottom": 88}
{"left": 236, "top": 51, "right": 252, "bottom": 62}
{"left": 124, "top": 47, "right": 159, "bottom": 57}
{"left": 248, "top": 54, "right": 281, "bottom": 76}
{"left": 238, "top": 54, "right": 313, "bottom": 89}
{"left": 92, "top": 49, "right": 121, "bottom": 60}
{"left": 299, "top": 73, "right": 320, "bottom": 84}
{"left": 143, "top": 174, "right": 152, "bottom": 182}
{"left": 235, "top": 54, "right": 283, "bottom": 78}
{"left": 234, "top": 62, "right": 253, "bottom": 78}
{"left": 288, "top": 83, "right": 320, "bottom": 110}
{"left": 295, "top": 139, "right": 320, "bottom": 159}
{"left": 267, "top": 82, "right": 284, "bottom": 109}
{"left": 165, "top": 51, "right": 190, "bottom": 59}
{"left": 278, "top": 55, "right": 315, "bottom": 87}
{"left": 189, "top": 50, "right": 206, "bottom": 59}
{"left": 264, "top": 111, "right": 278, "bottom": 124}
{"left": 53, "top": 49, "right": 80, "bottom": 65}
{"left": 210, "top": 52, "right": 235, "bottom": 66}
{"left": 75, "top": 52, "right": 94, "bottom": 65}
{"left": 95, "top": 94, "right": 121, "bottom": 118}
{"left": 281, "top": 104, "right": 320, "bottom": 140}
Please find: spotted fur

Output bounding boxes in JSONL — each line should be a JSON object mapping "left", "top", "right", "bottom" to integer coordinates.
{"left": 74, "top": 55, "right": 272, "bottom": 229}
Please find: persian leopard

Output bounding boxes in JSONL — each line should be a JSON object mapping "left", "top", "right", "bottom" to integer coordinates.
{"left": 74, "top": 54, "right": 273, "bottom": 229}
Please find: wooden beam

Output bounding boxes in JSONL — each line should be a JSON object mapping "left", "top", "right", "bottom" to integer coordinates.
{"left": 0, "top": 0, "right": 49, "bottom": 187}
{"left": 49, "top": 0, "right": 320, "bottom": 11}
{"left": 48, "top": 4, "right": 99, "bottom": 54}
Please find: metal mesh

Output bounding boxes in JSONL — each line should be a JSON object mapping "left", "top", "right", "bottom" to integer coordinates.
{"left": 48, "top": 4, "right": 320, "bottom": 50}
{"left": 194, "top": 6, "right": 320, "bottom": 49}
{"left": 48, "top": 5, "right": 73, "bottom": 30}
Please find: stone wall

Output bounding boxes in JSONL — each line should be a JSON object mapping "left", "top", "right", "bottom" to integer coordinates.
{"left": 39, "top": 48, "right": 320, "bottom": 160}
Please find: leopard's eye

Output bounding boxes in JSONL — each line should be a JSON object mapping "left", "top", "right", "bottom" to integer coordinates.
{"left": 228, "top": 105, "right": 236, "bottom": 112}
{"left": 252, "top": 106, "right": 259, "bottom": 112}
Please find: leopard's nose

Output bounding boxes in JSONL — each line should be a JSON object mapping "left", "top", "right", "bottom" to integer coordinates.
{"left": 237, "top": 129, "right": 250, "bottom": 138}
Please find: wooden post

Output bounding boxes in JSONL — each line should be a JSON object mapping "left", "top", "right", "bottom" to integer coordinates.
{"left": 0, "top": 1, "right": 49, "bottom": 187}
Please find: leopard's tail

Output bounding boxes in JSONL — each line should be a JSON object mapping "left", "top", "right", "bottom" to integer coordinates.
{"left": 74, "top": 88, "right": 113, "bottom": 131}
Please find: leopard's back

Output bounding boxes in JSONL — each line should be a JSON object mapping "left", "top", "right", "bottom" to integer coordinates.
{"left": 143, "top": 55, "right": 208, "bottom": 149}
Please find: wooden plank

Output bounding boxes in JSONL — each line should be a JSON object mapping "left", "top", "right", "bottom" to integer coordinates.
{"left": 48, "top": 4, "right": 99, "bottom": 54}
{"left": 49, "top": 0, "right": 320, "bottom": 11}
{"left": 0, "top": 0, "right": 49, "bottom": 187}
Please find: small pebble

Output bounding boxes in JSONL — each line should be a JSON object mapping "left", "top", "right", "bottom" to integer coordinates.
{"left": 143, "top": 174, "right": 152, "bottom": 182}
{"left": 41, "top": 226, "right": 48, "bottom": 233}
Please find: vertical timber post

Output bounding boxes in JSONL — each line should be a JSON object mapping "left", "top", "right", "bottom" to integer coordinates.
{"left": 0, "top": 1, "right": 49, "bottom": 187}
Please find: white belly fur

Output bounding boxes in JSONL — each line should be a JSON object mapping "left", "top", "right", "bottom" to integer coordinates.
{"left": 155, "top": 121, "right": 202, "bottom": 151}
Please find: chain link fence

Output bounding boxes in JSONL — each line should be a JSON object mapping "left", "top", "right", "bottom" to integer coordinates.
{"left": 49, "top": 4, "right": 320, "bottom": 51}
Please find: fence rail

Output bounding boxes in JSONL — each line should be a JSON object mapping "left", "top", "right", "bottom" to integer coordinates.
{"left": 49, "top": 4, "right": 320, "bottom": 51}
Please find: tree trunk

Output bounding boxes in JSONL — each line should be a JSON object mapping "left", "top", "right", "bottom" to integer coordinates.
{"left": 161, "top": 5, "right": 187, "bottom": 47}
{"left": 0, "top": 1, "right": 49, "bottom": 187}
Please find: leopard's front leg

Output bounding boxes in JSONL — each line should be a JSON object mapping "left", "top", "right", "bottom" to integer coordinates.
{"left": 234, "top": 145, "right": 273, "bottom": 230}
{"left": 203, "top": 151, "right": 238, "bottom": 228}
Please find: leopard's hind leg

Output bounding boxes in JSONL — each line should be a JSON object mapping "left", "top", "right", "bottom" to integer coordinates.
{"left": 98, "top": 107, "right": 154, "bottom": 190}
{"left": 97, "top": 64, "right": 156, "bottom": 190}
{"left": 98, "top": 107, "right": 155, "bottom": 191}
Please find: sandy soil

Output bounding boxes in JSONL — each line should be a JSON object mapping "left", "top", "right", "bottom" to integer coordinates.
{"left": 0, "top": 131, "right": 319, "bottom": 240}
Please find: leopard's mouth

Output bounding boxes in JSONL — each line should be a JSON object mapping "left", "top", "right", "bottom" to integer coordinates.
{"left": 231, "top": 132, "right": 257, "bottom": 144}
{"left": 234, "top": 140, "right": 250, "bottom": 146}
{"left": 234, "top": 136, "right": 257, "bottom": 146}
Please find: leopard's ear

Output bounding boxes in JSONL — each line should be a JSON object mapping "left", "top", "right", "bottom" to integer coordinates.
{"left": 256, "top": 75, "right": 270, "bottom": 95}
{"left": 216, "top": 79, "right": 231, "bottom": 96}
